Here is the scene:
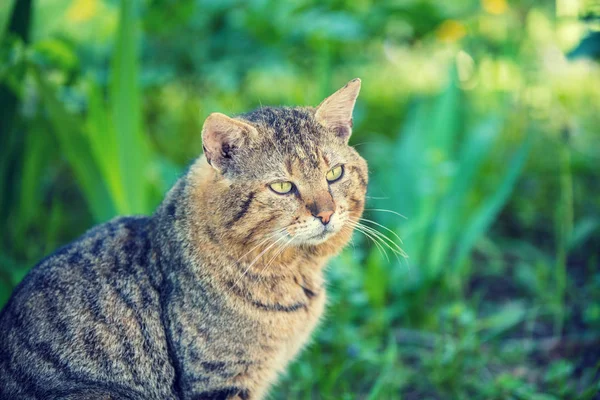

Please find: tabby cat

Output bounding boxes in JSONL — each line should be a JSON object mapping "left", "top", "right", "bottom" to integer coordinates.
{"left": 0, "top": 79, "right": 368, "bottom": 399}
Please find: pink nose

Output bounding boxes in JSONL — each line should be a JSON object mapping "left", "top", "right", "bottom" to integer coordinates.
{"left": 315, "top": 210, "right": 334, "bottom": 225}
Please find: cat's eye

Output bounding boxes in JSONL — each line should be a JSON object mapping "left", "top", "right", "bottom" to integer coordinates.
{"left": 326, "top": 165, "right": 344, "bottom": 183}
{"left": 269, "top": 181, "right": 294, "bottom": 194}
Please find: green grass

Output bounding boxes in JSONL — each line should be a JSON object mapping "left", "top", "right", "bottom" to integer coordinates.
{"left": 1, "top": 0, "right": 600, "bottom": 398}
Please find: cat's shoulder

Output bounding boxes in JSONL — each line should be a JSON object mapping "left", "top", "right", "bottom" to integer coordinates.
{"left": 39, "top": 215, "right": 151, "bottom": 269}
{"left": 5, "top": 216, "right": 153, "bottom": 305}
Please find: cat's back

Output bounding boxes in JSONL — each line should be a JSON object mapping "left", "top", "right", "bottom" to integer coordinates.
{"left": 0, "top": 216, "right": 177, "bottom": 399}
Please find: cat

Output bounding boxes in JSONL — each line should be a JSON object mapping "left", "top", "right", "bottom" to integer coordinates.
{"left": 0, "top": 78, "right": 368, "bottom": 400}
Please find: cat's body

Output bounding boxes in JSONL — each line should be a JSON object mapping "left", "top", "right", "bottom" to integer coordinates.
{"left": 0, "top": 80, "right": 367, "bottom": 399}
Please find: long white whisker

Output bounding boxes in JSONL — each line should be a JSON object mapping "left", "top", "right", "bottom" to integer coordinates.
{"left": 364, "top": 208, "right": 408, "bottom": 220}
{"left": 354, "top": 222, "right": 406, "bottom": 258}
{"left": 344, "top": 224, "right": 411, "bottom": 272}
{"left": 341, "top": 225, "right": 358, "bottom": 257}
{"left": 358, "top": 217, "right": 404, "bottom": 244}
{"left": 234, "top": 234, "right": 288, "bottom": 288}
{"left": 348, "top": 223, "right": 390, "bottom": 262}
{"left": 351, "top": 219, "right": 406, "bottom": 256}
{"left": 347, "top": 219, "right": 407, "bottom": 261}
{"left": 236, "top": 227, "right": 287, "bottom": 264}
{"left": 258, "top": 234, "right": 296, "bottom": 280}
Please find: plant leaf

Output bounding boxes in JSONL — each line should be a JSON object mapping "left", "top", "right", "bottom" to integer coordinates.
{"left": 454, "top": 133, "right": 532, "bottom": 266}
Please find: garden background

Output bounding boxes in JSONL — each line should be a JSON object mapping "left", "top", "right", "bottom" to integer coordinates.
{"left": 1, "top": 0, "right": 599, "bottom": 398}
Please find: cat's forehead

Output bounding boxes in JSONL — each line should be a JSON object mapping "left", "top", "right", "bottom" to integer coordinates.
{"left": 242, "top": 107, "right": 322, "bottom": 144}
{"left": 233, "top": 106, "right": 351, "bottom": 180}
{"left": 242, "top": 106, "right": 324, "bottom": 162}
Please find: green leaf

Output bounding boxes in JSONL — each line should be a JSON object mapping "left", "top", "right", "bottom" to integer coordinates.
{"left": 32, "top": 38, "right": 78, "bottom": 71}
{"left": 427, "top": 117, "right": 503, "bottom": 273}
{"left": 17, "top": 120, "right": 50, "bottom": 231}
{"left": 454, "top": 133, "right": 532, "bottom": 266}
{"left": 427, "top": 66, "right": 461, "bottom": 152}
{"left": 568, "top": 217, "right": 599, "bottom": 251}
{"left": 363, "top": 246, "right": 388, "bottom": 310}
{"left": 479, "top": 302, "right": 527, "bottom": 341}
{"left": 86, "top": 79, "right": 128, "bottom": 214}
{"left": 33, "top": 68, "right": 116, "bottom": 222}
{"left": 110, "top": 0, "right": 151, "bottom": 214}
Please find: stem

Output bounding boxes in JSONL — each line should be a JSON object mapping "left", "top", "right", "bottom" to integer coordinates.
{"left": 555, "top": 126, "right": 573, "bottom": 336}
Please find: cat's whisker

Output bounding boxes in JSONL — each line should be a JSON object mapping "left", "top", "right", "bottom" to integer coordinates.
{"left": 245, "top": 234, "right": 288, "bottom": 271}
{"left": 236, "top": 227, "right": 288, "bottom": 264}
{"left": 364, "top": 208, "right": 408, "bottom": 220}
{"left": 354, "top": 221, "right": 407, "bottom": 258}
{"left": 347, "top": 219, "right": 407, "bottom": 262}
{"left": 340, "top": 225, "right": 358, "bottom": 256}
{"left": 357, "top": 227, "right": 390, "bottom": 262}
{"left": 262, "top": 236, "right": 293, "bottom": 273}
{"left": 346, "top": 222, "right": 411, "bottom": 272}
{"left": 235, "top": 221, "right": 311, "bottom": 282}
{"left": 350, "top": 141, "right": 373, "bottom": 148}
{"left": 256, "top": 227, "right": 313, "bottom": 286}
{"left": 258, "top": 234, "right": 297, "bottom": 281}
{"left": 233, "top": 234, "right": 289, "bottom": 289}
{"left": 347, "top": 222, "right": 390, "bottom": 262}
{"left": 358, "top": 217, "right": 404, "bottom": 244}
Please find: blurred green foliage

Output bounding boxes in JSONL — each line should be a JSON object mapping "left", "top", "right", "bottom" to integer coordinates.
{"left": 1, "top": 0, "right": 600, "bottom": 398}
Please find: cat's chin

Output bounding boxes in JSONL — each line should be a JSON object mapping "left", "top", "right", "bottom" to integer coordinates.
{"left": 291, "top": 226, "right": 340, "bottom": 246}
{"left": 298, "top": 232, "right": 332, "bottom": 246}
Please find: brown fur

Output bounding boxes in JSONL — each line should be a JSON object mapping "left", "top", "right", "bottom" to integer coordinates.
{"left": 0, "top": 79, "right": 367, "bottom": 399}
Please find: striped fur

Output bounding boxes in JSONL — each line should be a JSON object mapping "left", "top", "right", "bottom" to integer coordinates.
{"left": 0, "top": 80, "right": 368, "bottom": 399}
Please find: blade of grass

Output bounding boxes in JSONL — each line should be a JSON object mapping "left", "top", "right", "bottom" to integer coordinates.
{"left": 391, "top": 99, "right": 433, "bottom": 270}
{"left": 454, "top": 132, "right": 532, "bottom": 266}
{"left": 16, "top": 120, "right": 50, "bottom": 239}
{"left": 427, "top": 65, "right": 461, "bottom": 151}
{"left": 366, "top": 338, "right": 399, "bottom": 400}
{"left": 427, "top": 117, "right": 503, "bottom": 272}
{"left": 568, "top": 217, "right": 599, "bottom": 251}
{"left": 33, "top": 68, "right": 116, "bottom": 222}
{"left": 110, "top": 0, "right": 150, "bottom": 214}
{"left": 1, "top": 0, "right": 31, "bottom": 42}
{"left": 0, "top": 0, "right": 32, "bottom": 226}
{"left": 364, "top": 246, "right": 388, "bottom": 311}
{"left": 554, "top": 128, "right": 573, "bottom": 335}
{"left": 478, "top": 302, "right": 527, "bottom": 342}
{"left": 403, "top": 71, "right": 461, "bottom": 278}
{"left": 86, "top": 80, "right": 128, "bottom": 214}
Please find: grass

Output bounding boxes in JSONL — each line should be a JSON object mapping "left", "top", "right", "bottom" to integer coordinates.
{"left": 1, "top": 0, "right": 600, "bottom": 398}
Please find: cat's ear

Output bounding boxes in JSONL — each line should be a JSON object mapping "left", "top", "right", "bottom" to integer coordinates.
{"left": 315, "top": 78, "right": 361, "bottom": 142}
{"left": 201, "top": 112, "right": 258, "bottom": 171}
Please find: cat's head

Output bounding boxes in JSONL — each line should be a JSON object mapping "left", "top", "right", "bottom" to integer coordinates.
{"left": 199, "top": 79, "right": 367, "bottom": 252}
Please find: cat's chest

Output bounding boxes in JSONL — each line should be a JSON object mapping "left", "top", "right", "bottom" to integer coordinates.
{"left": 254, "top": 285, "right": 326, "bottom": 368}
{"left": 228, "top": 268, "right": 327, "bottom": 344}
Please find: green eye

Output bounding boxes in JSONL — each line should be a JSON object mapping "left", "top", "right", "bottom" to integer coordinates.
{"left": 326, "top": 165, "right": 344, "bottom": 182}
{"left": 269, "top": 181, "right": 293, "bottom": 194}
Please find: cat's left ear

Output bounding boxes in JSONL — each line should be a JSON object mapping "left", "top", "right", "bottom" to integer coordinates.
{"left": 315, "top": 78, "right": 361, "bottom": 142}
{"left": 201, "top": 112, "right": 258, "bottom": 172}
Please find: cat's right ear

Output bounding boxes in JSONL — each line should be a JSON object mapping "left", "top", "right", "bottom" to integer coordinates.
{"left": 201, "top": 112, "right": 258, "bottom": 172}
{"left": 315, "top": 78, "right": 361, "bottom": 142}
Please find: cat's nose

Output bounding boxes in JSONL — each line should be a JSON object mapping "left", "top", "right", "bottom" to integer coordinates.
{"left": 315, "top": 210, "right": 334, "bottom": 225}
{"left": 306, "top": 192, "right": 336, "bottom": 225}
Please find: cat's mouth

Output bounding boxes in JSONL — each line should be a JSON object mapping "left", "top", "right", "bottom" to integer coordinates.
{"left": 299, "top": 225, "right": 337, "bottom": 245}
{"left": 288, "top": 212, "right": 349, "bottom": 245}
{"left": 309, "top": 229, "right": 329, "bottom": 240}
